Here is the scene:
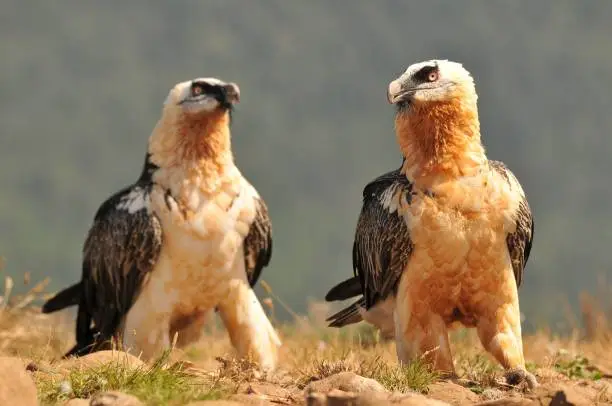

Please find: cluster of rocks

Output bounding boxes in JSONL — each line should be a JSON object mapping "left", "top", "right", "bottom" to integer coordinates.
{"left": 0, "top": 351, "right": 605, "bottom": 405}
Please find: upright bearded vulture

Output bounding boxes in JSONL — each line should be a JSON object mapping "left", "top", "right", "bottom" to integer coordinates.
{"left": 43, "top": 78, "right": 281, "bottom": 370}
{"left": 325, "top": 60, "right": 535, "bottom": 388}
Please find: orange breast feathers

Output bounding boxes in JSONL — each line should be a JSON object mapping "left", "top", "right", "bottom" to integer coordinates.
{"left": 400, "top": 173, "right": 519, "bottom": 312}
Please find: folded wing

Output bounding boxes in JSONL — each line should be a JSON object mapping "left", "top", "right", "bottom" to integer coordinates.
{"left": 243, "top": 196, "right": 272, "bottom": 287}
{"left": 73, "top": 185, "right": 162, "bottom": 355}
{"left": 489, "top": 160, "right": 534, "bottom": 287}
{"left": 326, "top": 167, "right": 414, "bottom": 329}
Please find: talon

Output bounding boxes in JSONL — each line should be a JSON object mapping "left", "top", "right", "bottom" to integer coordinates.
{"left": 504, "top": 368, "right": 538, "bottom": 391}
{"left": 164, "top": 189, "right": 175, "bottom": 211}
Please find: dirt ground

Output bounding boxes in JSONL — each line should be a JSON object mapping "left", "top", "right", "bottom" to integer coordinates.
{"left": 0, "top": 285, "right": 611, "bottom": 405}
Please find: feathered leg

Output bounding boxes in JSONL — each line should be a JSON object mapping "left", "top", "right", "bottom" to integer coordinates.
{"left": 216, "top": 276, "right": 281, "bottom": 371}
{"left": 395, "top": 278, "right": 455, "bottom": 374}
{"left": 169, "top": 309, "right": 212, "bottom": 348}
{"left": 121, "top": 276, "right": 173, "bottom": 360}
{"left": 476, "top": 280, "right": 537, "bottom": 389}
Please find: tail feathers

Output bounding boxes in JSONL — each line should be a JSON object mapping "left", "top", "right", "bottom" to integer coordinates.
{"left": 62, "top": 299, "right": 112, "bottom": 358}
{"left": 63, "top": 335, "right": 112, "bottom": 358}
{"left": 325, "top": 276, "right": 362, "bottom": 302}
{"left": 42, "top": 282, "right": 82, "bottom": 313}
{"left": 326, "top": 298, "right": 365, "bottom": 328}
{"left": 63, "top": 341, "right": 94, "bottom": 358}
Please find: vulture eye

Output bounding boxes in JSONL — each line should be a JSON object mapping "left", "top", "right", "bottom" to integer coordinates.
{"left": 191, "top": 84, "right": 205, "bottom": 97}
{"left": 414, "top": 66, "right": 439, "bottom": 83}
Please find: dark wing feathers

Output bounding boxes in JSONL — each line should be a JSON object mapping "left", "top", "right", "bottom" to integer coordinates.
{"left": 324, "top": 168, "right": 413, "bottom": 331}
{"left": 76, "top": 186, "right": 162, "bottom": 354}
{"left": 41, "top": 282, "right": 82, "bottom": 313}
{"left": 506, "top": 199, "right": 533, "bottom": 287}
{"left": 243, "top": 197, "right": 272, "bottom": 287}
{"left": 325, "top": 276, "right": 362, "bottom": 302}
{"left": 489, "top": 160, "right": 534, "bottom": 287}
{"left": 326, "top": 297, "right": 365, "bottom": 327}
{"left": 354, "top": 169, "right": 414, "bottom": 309}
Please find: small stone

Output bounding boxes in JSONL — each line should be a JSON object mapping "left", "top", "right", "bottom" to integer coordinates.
{"left": 65, "top": 399, "right": 90, "bottom": 406}
{"left": 481, "top": 388, "right": 505, "bottom": 401}
{"left": 327, "top": 389, "right": 357, "bottom": 406}
{"left": 474, "top": 398, "right": 535, "bottom": 406}
{"left": 90, "top": 391, "right": 144, "bottom": 406}
{"left": 427, "top": 381, "right": 480, "bottom": 405}
{"left": 59, "top": 380, "right": 73, "bottom": 395}
{"left": 356, "top": 391, "right": 452, "bottom": 405}
{"left": 305, "top": 372, "right": 387, "bottom": 394}
{"left": 228, "top": 393, "right": 276, "bottom": 405}
{"left": 305, "top": 390, "right": 327, "bottom": 406}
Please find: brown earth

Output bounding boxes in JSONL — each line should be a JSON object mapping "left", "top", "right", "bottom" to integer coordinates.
{"left": 0, "top": 293, "right": 610, "bottom": 405}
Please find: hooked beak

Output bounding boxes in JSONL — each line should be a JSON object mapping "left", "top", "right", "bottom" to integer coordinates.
{"left": 223, "top": 82, "right": 240, "bottom": 104}
{"left": 387, "top": 79, "right": 414, "bottom": 104}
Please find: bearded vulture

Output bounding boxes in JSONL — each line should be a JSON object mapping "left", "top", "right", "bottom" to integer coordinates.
{"left": 42, "top": 78, "right": 281, "bottom": 370}
{"left": 325, "top": 60, "right": 535, "bottom": 388}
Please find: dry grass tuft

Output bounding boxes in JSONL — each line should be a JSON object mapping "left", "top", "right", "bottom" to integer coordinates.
{"left": 35, "top": 350, "right": 231, "bottom": 406}
{"left": 214, "top": 355, "right": 261, "bottom": 383}
{"left": 0, "top": 273, "right": 70, "bottom": 359}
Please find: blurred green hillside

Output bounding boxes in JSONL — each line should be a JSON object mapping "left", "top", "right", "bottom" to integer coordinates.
{"left": 2, "top": 1, "right": 611, "bottom": 330}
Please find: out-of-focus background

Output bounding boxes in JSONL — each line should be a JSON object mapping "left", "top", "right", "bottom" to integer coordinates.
{"left": 1, "top": 1, "right": 611, "bottom": 331}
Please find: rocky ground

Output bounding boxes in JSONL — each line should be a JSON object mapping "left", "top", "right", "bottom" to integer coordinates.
{"left": 0, "top": 285, "right": 611, "bottom": 405}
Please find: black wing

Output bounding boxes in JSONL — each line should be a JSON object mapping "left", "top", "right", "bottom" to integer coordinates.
{"left": 354, "top": 169, "right": 414, "bottom": 309}
{"left": 72, "top": 184, "right": 162, "bottom": 356}
{"left": 42, "top": 282, "right": 81, "bottom": 313}
{"left": 489, "top": 160, "right": 534, "bottom": 287}
{"left": 243, "top": 197, "right": 272, "bottom": 287}
{"left": 326, "top": 297, "right": 366, "bottom": 328}
{"left": 325, "top": 276, "right": 362, "bottom": 302}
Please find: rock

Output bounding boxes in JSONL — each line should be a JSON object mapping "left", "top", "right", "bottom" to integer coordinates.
{"left": 64, "top": 399, "right": 90, "bottom": 406}
{"left": 480, "top": 388, "right": 505, "bottom": 401}
{"left": 305, "top": 372, "right": 387, "bottom": 394}
{"left": 305, "top": 389, "right": 451, "bottom": 406}
{"left": 185, "top": 401, "right": 244, "bottom": 406}
{"left": 229, "top": 394, "right": 276, "bottom": 405}
{"left": 326, "top": 389, "right": 357, "bottom": 406}
{"left": 305, "top": 389, "right": 327, "bottom": 406}
{"left": 427, "top": 381, "right": 480, "bottom": 405}
{"left": 232, "top": 381, "right": 299, "bottom": 404}
{"left": 56, "top": 351, "right": 144, "bottom": 372}
{"left": 89, "top": 391, "right": 144, "bottom": 406}
{"left": 475, "top": 399, "right": 536, "bottom": 406}
{"left": 356, "top": 391, "right": 451, "bottom": 405}
{"left": 528, "top": 384, "right": 597, "bottom": 406}
{"left": 0, "top": 356, "right": 38, "bottom": 406}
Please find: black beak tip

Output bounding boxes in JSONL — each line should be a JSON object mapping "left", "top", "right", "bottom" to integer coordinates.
{"left": 224, "top": 83, "right": 240, "bottom": 104}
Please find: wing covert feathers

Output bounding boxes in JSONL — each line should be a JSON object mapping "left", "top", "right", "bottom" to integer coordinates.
{"left": 243, "top": 197, "right": 272, "bottom": 287}
{"left": 77, "top": 187, "right": 162, "bottom": 352}
{"left": 489, "top": 160, "right": 534, "bottom": 287}
{"left": 354, "top": 169, "right": 414, "bottom": 309}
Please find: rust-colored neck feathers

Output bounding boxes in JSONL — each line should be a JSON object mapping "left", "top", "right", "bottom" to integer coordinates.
{"left": 148, "top": 109, "right": 233, "bottom": 179}
{"left": 396, "top": 94, "right": 485, "bottom": 188}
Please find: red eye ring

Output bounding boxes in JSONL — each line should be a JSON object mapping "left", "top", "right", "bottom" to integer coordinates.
{"left": 191, "top": 85, "right": 203, "bottom": 96}
{"left": 428, "top": 71, "right": 439, "bottom": 82}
